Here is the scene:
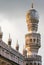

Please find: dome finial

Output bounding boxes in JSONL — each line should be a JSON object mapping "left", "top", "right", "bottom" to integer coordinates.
{"left": 31, "top": 0, "right": 34, "bottom": 8}
{"left": 32, "top": 3, "right": 34, "bottom": 8}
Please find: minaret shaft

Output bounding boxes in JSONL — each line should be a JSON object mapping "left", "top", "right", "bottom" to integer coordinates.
{"left": 23, "top": 3, "right": 42, "bottom": 65}
{"left": 25, "top": 33, "right": 41, "bottom": 56}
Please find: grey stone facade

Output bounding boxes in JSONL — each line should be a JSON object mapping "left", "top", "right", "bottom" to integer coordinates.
{"left": 0, "top": 40, "right": 24, "bottom": 65}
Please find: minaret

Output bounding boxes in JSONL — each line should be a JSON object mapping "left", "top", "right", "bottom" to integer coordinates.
{"left": 16, "top": 40, "right": 19, "bottom": 51}
{"left": 23, "top": 45, "right": 27, "bottom": 57}
{"left": 8, "top": 34, "right": 12, "bottom": 47}
{"left": 24, "top": 2, "right": 42, "bottom": 65}
{"left": 0, "top": 27, "right": 3, "bottom": 41}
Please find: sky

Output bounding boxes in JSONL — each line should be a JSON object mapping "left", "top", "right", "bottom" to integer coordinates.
{"left": 0, "top": 0, "right": 44, "bottom": 65}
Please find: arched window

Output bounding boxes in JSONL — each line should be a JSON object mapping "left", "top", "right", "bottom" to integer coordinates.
{"left": 33, "top": 39, "right": 36, "bottom": 42}
{"left": 30, "top": 39, "right": 32, "bottom": 42}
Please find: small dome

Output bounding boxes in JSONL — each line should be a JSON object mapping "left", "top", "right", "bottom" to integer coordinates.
{"left": 26, "top": 8, "right": 39, "bottom": 21}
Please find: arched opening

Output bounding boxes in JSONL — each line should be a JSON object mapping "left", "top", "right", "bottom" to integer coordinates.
{"left": 30, "top": 39, "right": 32, "bottom": 42}
{"left": 33, "top": 39, "right": 36, "bottom": 42}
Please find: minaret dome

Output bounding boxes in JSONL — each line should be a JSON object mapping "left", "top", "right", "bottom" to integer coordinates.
{"left": 26, "top": 9, "right": 39, "bottom": 21}
{"left": 26, "top": 2, "right": 39, "bottom": 21}
{"left": 26, "top": 3, "right": 39, "bottom": 32}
